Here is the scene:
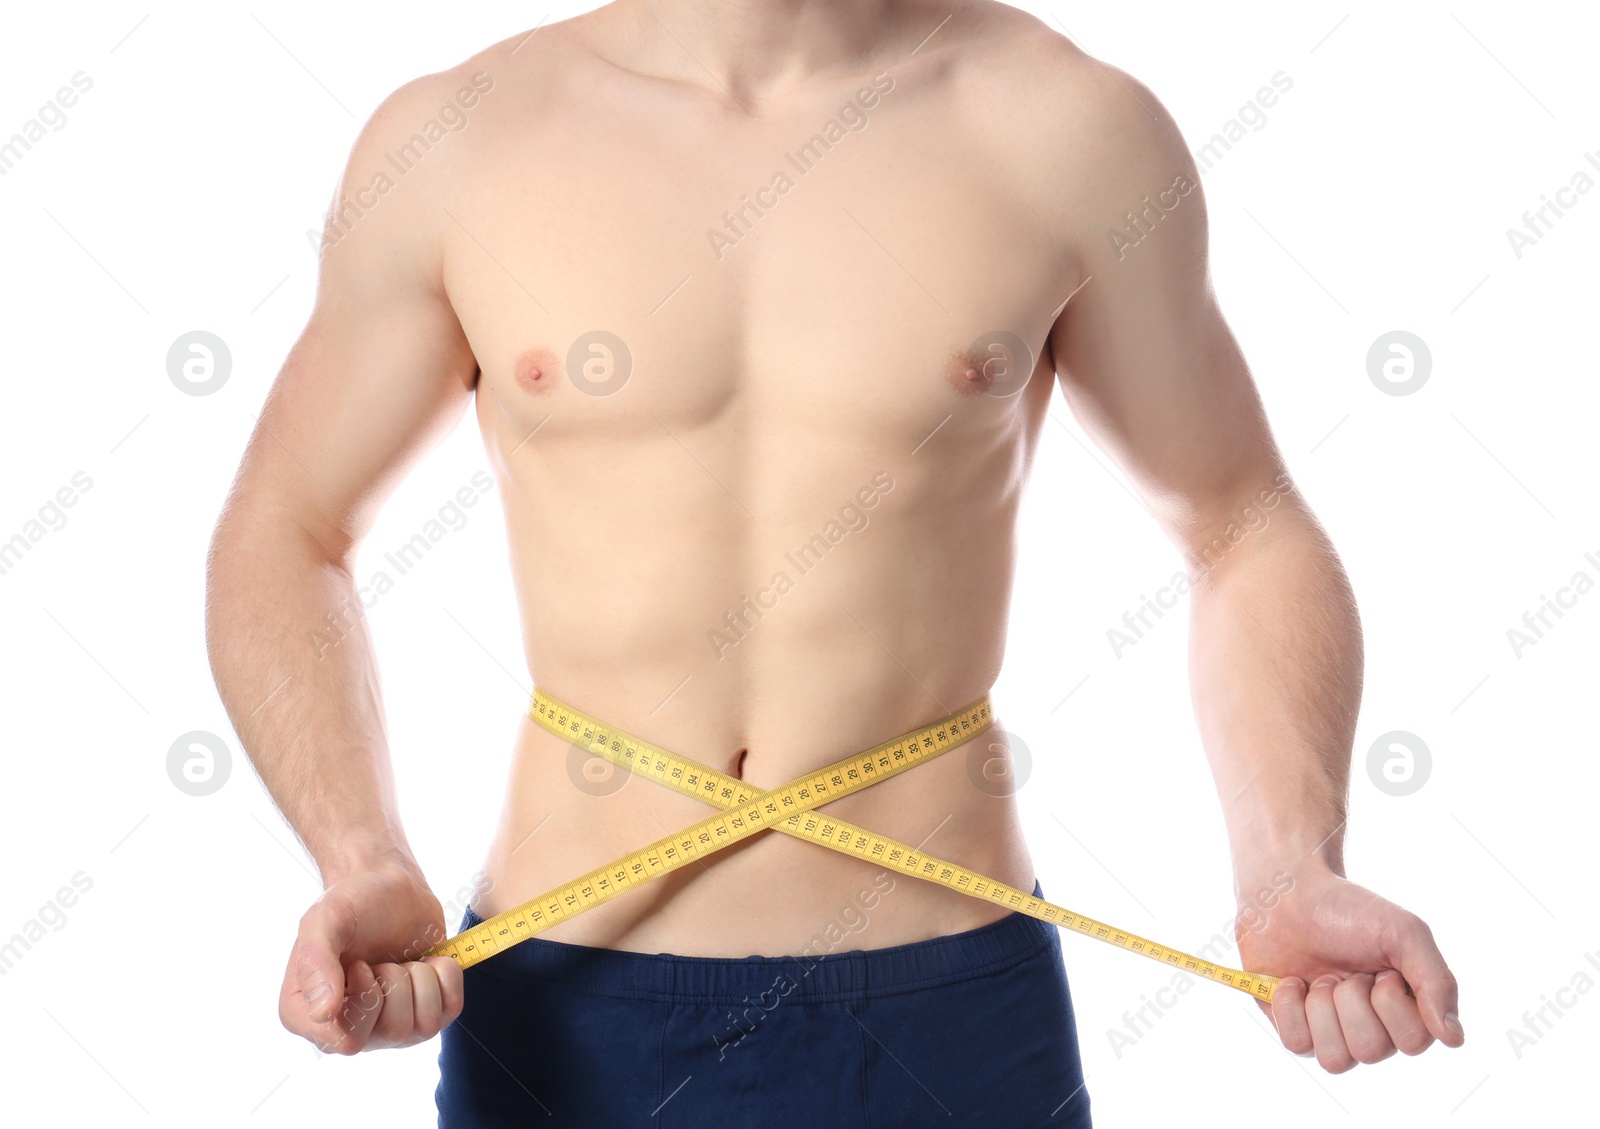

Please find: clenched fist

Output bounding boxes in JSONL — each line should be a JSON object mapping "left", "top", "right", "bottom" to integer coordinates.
{"left": 279, "top": 859, "right": 466, "bottom": 1055}
{"left": 1239, "top": 868, "right": 1463, "bottom": 1073}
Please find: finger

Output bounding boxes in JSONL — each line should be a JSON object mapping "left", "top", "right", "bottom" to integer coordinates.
{"left": 1269, "top": 977, "right": 1314, "bottom": 1056}
{"left": 406, "top": 961, "right": 445, "bottom": 1041}
{"left": 1372, "top": 968, "right": 1435, "bottom": 1055}
{"left": 424, "top": 955, "right": 466, "bottom": 1027}
{"left": 1306, "top": 976, "right": 1355, "bottom": 1073}
{"left": 331, "top": 960, "right": 383, "bottom": 1055}
{"left": 279, "top": 940, "right": 316, "bottom": 1037}
{"left": 1390, "top": 918, "right": 1463, "bottom": 1047}
{"left": 295, "top": 895, "right": 358, "bottom": 1024}
{"left": 279, "top": 942, "right": 353, "bottom": 1052}
{"left": 369, "top": 963, "right": 415, "bottom": 1047}
{"left": 1333, "top": 974, "right": 1396, "bottom": 1065}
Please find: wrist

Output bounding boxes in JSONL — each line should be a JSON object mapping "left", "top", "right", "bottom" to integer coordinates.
{"left": 1231, "top": 833, "right": 1343, "bottom": 904}
{"left": 318, "top": 831, "right": 419, "bottom": 888}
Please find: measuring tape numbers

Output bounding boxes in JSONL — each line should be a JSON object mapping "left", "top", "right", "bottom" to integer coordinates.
{"left": 425, "top": 688, "right": 1279, "bottom": 1001}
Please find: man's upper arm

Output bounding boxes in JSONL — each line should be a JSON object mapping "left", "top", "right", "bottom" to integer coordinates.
{"left": 229, "top": 73, "right": 480, "bottom": 558}
{"left": 1048, "top": 63, "right": 1288, "bottom": 551}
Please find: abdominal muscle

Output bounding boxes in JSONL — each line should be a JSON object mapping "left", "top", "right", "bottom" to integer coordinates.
{"left": 462, "top": 311, "right": 1055, "bottom": 958}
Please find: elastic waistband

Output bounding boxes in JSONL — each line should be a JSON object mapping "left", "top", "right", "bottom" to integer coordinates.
{"left": 460, "top": 881, "right": 1055, "bottom": 1006}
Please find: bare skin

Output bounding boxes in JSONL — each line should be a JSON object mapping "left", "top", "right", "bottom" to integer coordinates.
{"left": 206, "top": 0, "right": 1462, "bottom": 1075}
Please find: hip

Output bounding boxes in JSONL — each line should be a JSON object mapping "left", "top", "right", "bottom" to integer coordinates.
{"left": 436, "top": 880, "right": 1092, "bottom": 1128}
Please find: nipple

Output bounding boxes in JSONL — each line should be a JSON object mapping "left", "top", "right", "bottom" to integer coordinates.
{"left": 513, "top": 346, "right": 560, "bottom": 395}
{"left": 945, "top": 334, "right": 1033, "bottom": 399}
{"left": 946, "top": 349, "right": 993, "bottom": 396}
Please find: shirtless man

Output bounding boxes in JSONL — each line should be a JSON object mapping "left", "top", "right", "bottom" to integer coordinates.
{"left": 205, "top": 2, "right": 1464, "bottom": 1124}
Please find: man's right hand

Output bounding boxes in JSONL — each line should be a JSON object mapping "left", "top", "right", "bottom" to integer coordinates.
{"left": 278, "top": 860, "right": 466, "bottom": 1055}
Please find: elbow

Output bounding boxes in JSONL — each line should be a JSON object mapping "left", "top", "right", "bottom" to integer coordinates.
{"left": 1179, "top": 475, "right": 1330, "bottom": 590}
{"left": 203, "top": 489, "right": 355, "bottom": 648}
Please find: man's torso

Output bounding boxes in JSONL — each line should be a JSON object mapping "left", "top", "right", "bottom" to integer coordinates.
{"left": 407, "top": 2, "right": 1096, "bottom": 954}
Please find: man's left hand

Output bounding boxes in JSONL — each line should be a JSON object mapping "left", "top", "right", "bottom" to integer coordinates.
{"left": 1237, "top": 869, "right": 1464, "bottom": 1073}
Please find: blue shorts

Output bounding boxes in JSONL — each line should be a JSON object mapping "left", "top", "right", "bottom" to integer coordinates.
{"left": 435, "top": 881, "right": 1091, "bottom": 1127}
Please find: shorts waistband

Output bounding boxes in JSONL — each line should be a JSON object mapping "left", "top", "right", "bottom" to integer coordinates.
{"left": 459, "top": 880, "right": 1055, "bottom": 1006}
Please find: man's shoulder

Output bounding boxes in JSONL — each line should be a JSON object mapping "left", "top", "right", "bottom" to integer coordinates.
{"left": 324, "top": 20, "right": 590, "bottom": 240}
{"left": 934, "top": 3, "right": 1199, "bottom": 242}
{"left": 360, "top": 20, "right": 586, "bottom": 147}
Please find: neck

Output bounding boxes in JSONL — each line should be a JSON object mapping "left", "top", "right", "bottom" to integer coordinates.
{"left": 611, "top": 0, "right": 907, "bottom": 107}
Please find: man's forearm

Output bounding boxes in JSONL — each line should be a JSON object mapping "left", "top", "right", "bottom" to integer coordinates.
{"left": 1186, "top": 490, "right": 1362, "bottom": 897}
{"left": 206, "top": 500, "right": 414, "bottom": 885}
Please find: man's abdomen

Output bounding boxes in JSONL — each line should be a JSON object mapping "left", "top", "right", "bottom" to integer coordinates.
{"left": 474, "top": 674, "right": 1038, "bottom": 957}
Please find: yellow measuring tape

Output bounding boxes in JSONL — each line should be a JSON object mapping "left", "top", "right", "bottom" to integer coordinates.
{"left": 426, "top": 688, "right": 1279, "bottom": 1001}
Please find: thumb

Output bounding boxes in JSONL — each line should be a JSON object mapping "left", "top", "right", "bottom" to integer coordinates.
{"left": 297, "top": 892, "right": 358, "bottom": 1024}
{"left": 1391, "top": 916, "right": 1463, "bottom": 1047}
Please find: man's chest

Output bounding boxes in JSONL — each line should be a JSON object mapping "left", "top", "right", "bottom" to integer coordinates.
{"left": 441, "top": 77, "right": 1076, "bottom": 453}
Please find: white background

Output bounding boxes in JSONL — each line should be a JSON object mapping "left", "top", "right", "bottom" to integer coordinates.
{"left": 1, "top": 2, "right": 1594, "bottom": 1126}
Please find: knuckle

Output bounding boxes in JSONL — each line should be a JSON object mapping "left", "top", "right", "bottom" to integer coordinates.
{"left": 1352, "top": 1039, "right": 1393, "bottom": 1065}
{"left": 292, "top": 951, "right": 323, "bottom": 981}
{"left": 1399, "top": 1031, "right": 1434, "bottom": 1056}
{"left": 1332, "top": 976, "right": 1368, "bottom": 1003}
{"left": 1378, "top": 912, "right": 1415, "bottom": 952}
{"left": 1318, "top": 1051, "right": 1355, "bottom": 1074}
{"left": 1372, "top": 972, "right": 1405, "bottom": 1000}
